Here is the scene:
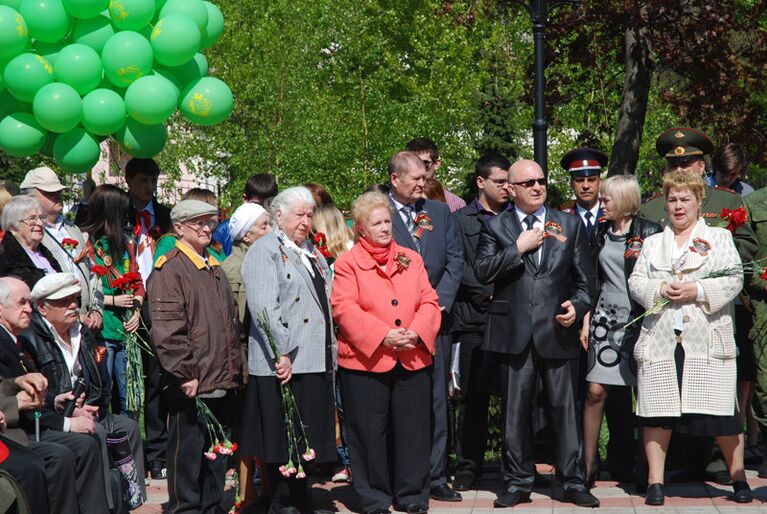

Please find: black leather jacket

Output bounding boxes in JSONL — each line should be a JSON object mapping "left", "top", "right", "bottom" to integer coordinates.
{"left": 593, "top": 215, "right": 662, "bottom": 312}
{"left": 20, "top": 311, "right": 109, "bottom": 430}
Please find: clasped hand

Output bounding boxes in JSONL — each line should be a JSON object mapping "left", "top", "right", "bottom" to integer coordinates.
{"left": 516, "top": 228, "right": 544, "bottom": 255}
{"left": 382, "top": 328, "right": 419, "bottom": 352}
{"left": 660, "top": 282, "right": 698, "bottom": 303}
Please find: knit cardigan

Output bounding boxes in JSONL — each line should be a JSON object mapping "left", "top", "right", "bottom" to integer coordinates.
{"left": 628, "top": 219, "right": 743, "bottom": 417}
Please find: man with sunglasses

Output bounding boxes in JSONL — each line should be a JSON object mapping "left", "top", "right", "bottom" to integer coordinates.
{"left": 405, "top": 137, "right": 466, "bottom": 212}
{"left": 475, "top": 159, "right": 599, "bottom": 508}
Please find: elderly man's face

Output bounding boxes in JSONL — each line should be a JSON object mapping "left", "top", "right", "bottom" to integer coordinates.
{"left": 276, "top": 202, "right": 314, "bottom": 245}
{"left": 508, "top": 160, "right": 547, "bottom": 214}
{"left": 31, "top": 188, "right": 64, "bottom": 219}
{"left": 38, "top": 293, "right": 80, "bottom": 330}
{"left": 0, "top": 280, "right": 33, "bottom": 335}
{"left": 390, "top": 162, "right": 427, "bottom": 205}
{"left": 175, "top": 214, "right": 217, "bottom": 254}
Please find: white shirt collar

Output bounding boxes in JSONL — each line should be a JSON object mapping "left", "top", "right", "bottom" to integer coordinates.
{"left": 575, "top": 203, "right": 599, "bottom": 220}
{"left": 135, "top": 200, "right": 155, "bottom": 215}
{"left": 41, "top": 317, "right": 82, "bottom": 387}
{"left": 389, "top": 192, "right": 415, "bottom": 212}
{"left": 0, "top": 323, "right": 17, "bottom": 344}
{"left": 277, "top": 229, "right": 317, "bottom": 277}
{"left": 514, "top": 205, "right": 546, "bottom": 226}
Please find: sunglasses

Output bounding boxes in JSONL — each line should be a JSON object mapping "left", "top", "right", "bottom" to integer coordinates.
{"left": 510, "top": 178, "right": 547, "bottom": 188}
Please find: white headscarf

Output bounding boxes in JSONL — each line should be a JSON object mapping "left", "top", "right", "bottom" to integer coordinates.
{"left": 229, "top": 203, "right": 268, "bottom": 242}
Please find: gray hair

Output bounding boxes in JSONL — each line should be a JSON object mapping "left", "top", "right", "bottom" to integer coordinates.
{"left": 270, "top": 186, "right": 315, "bottom": 227}
{"left": 0, "top": 277, "right": 26, "bottom": 307}
{"left": 1, "top": 196, "right": 42, "bottom": 231}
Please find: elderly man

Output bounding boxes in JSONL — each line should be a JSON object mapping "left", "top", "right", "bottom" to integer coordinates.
{"left": 387, "top": 151, "right": 464, "bottom": 501}
{"left": 148, "top": 200, "right": 245, "bottom": 513}
{"left": 475, "top": 159, "right": 598, "bottom": 508}
{"left": 21, "top": 273, "right": 147, "bottom": 511}
{"left": 20, "top": 166, "right": 104, "bottom": 332}
{"left": 0, "top": 276, "right": 105, "bottom": 514}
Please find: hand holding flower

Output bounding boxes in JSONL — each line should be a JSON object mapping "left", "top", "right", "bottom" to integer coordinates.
{"left": 181, "top": 379, "right": 199, "bottom": 398}
{"left": 275, "top": 355, "right": 292, "bottom": 385}
{"left": 123, "top": 309, "right": 141, "bottom": 333}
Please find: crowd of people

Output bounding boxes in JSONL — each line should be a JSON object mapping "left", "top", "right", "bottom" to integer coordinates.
{"left": 0, "top": 129, "right": 765, "bottom": 513}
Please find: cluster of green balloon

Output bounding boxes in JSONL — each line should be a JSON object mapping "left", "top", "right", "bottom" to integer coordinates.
{"left": 0, "top": 0, "right": 232, "bottom": 174}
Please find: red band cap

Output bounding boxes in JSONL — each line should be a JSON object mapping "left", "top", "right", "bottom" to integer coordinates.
{"left": 568, "top": 159, "right": 601, "bottom": 171}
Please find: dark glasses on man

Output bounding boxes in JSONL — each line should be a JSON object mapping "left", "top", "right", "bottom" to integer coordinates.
{"left": 510, "top": 178, "right": 547, "bottom": 188}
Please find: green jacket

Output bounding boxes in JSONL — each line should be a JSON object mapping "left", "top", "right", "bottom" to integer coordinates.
{"left": 639, "top": 184, "right": 758, "bottom": 262}
{"left": 92, "top": 237, "right": 133, "bottom": 342}
{"left": 745, "top": 187, "right": 767, "bottom": 342}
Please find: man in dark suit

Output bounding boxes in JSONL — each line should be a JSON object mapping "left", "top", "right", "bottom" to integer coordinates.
{"left": 125, "top": 157, "right": 172, "bottom": 479}
{"left": 451, "top": 152, "right": 511, "bottom": 491}
{"left": 387, "top": 151, "right": 464, "bottom": 502}
{"left": 475, "top": 159, "right": 598, "bottom": 507}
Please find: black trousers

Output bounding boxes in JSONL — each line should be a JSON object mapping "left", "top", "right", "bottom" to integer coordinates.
{"left": 429, "top": 331, "right": 451, "bottom": 487}
{"left": 453, "top": 331, "right": 491, "bottom": 482}
{"left": 498, "top": 345, "right": 585, "bottom": 494}
{"left": 602, "top": 385, "right": 637, "bottom": 480}
{"left": 142, "top": 326, "right": 167, "bottom": 468}
{"left": 340, "top": 364, "right": 432, "bottom": 512}
{"left": 166, "top": 394, "right": 231, "bottom": 514}
{"left": 40, "top": 429, "right": 109, "bottom": 514}
{"left": 28, "top": 439, "right": 78, "bottom": 514}
{"left": 0, "top": 436, "right": 49, "bottom": 514}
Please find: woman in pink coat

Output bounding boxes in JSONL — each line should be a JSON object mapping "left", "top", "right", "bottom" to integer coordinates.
{"left": 332, "top": 191, "right": 441, "bottom": 514}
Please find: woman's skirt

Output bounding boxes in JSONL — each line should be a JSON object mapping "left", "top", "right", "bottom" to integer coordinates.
{"left": 639, "top": 342, "right": 742, "bottom": 436}
{"left": 239, "top": 372, "right": 336, "bottom": 463}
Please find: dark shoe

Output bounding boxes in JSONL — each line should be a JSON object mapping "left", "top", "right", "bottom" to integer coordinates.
{"left": 744, "top": 445, "right": 764, "bottom": 466}
{"left": 563, "top": 489, "right": 600, "bottom": 508}
{"left": 269, "top": 503, "right": 301, "bottom": 514}
{"left": 533, "top": 472, "right": 552, "bottom": 487}
{"left": 644, "top": 483, "right": 664, "bottom": 506}
{"left": 732, "top": 481, "right": 753, "bottom": 503}
{"left": 429, "top": 484, "right": 461, "bottom": 502}
{"left": 366, "top": 510, "right": 391, "bottom": 514}
{"left": 712, "top": 469, "right": 733, "bottom": 485}
{"left": 493, "top": 491, "right": 531, "bottom": 508}
{"left": 149, "top": 463, "right": 166, "bottom": 480}
{"left": 401, "top": 504, "right": 428, "bottom": 514}
{"left": 758, "top": 461, "right": 767, "bottom": 478}
{"left": 452, "top": 475, "right": 474, "bottom": 492}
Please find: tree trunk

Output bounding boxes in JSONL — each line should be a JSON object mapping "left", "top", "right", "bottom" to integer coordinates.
{"left": 608, "top": 3, "right": 654, "bottom": 176}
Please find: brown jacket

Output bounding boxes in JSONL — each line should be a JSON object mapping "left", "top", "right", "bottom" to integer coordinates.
{"left": 0, "top": 378, "right": 26, "bottom": 446}
{"left": 148, "top": 240, "right": 245, "bottom": 395}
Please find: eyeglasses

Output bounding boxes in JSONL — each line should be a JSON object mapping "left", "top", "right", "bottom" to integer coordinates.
{"left": 487, "top": 178, "right": 509, "bottom": 187}
{"left": 20, "top": 215, "right": 46, "bottom": 225}
{"left": 184, "top": 218, "right": 218, "bottom": 230}
{"left": 510, "top": 178, "right": 547, "bottom": 188}
{"left": 421, "top": 159, "right": 434, "bottom": 169}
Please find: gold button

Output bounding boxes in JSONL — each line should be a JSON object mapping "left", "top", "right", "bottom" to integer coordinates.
{"left": 675, "top": 335, "right": 683, "bottom": 344}
{"left": 683, "top": 315, "right": 690, "bottom": 323}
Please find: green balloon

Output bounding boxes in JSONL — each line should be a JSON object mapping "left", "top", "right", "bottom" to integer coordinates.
{"left": 200, "top": 1, "right": 222, "bottom": 49}
{"left": 115, "top": 118, "right": 166, "bottom": 157}
{"left": 54, "top": 43, "right": 103, "bottom": 95}
{"left": 179, "top": 76, "right": 231, "bottom": 126}
{"left": 53, "top": 127, "right": 100, "bottom": 172}
{"left": 124, "top": 75, "right": 176, "bottom": 124}
{"left": 159, "top": 0, "right": 206, "bottom": 31}
{"left": 0, "top": 6, "right": 28, "bottom": 60}
{"left": 101, "top": 30, "right": 153, "bottom": 87}
{"left": 166, "top": 52, "right": 206, "bottom": 86}
{"left": 151, "top": 15, "right": 199, "bottom": 67}
{"left": 3, "top": 52, "right": 54, "bottom": 102}
{"left": 0, "top": 0, "right": 23, "bottom": 10}
{"left": 32, "top": 41, "right": 65, "bottom": 65}
{"left": 149, "top": 66, "right": 180, "bottom": 97}
{"left": 71, "top": 14, "right": 114, "bottom": 53}
{"left": 19, "top": 0, "right": 71, "bottom": 43}
{"left": 32, "top": 82, "right": 82, "bottom": 132}
{"left": 62, "top": 0, "right": 107, "bottom": 18}
{"left": 108, "top": 0, "right": 154, "bottom": 30}
{"left": 82, "top": 87, "right": 124, "bottom": 134}
{"left": 0, "top": 111, "right": 47, "bottom": 156}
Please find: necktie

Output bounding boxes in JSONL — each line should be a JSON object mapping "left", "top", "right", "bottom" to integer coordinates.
{"left": 401, "top": 206, "right": 421, "bottom": 252}
{"left": 523, "top": 214, "right": 536, "bottom": 231}
{"left": 523, "top": 214, "right": 538, "bottom": 269}
{"left": 135, "top": 211, "right": 151, "bottom": 237}
{"left": 584, "top": 211, "right": 594, "bottom": 239}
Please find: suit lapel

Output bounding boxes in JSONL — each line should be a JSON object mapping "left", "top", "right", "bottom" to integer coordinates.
{"left": 288, "top": 250, "right": 321, "bottom": 307}
{"left": 389, "top": 198, "right": 418, "bottom": 252}
{"left": 505, "top": 209, "right": 538, "bottom": 273}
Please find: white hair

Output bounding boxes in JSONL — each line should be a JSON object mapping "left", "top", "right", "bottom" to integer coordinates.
{"left": 270, "top": 186, "right": 315, "bottom": 227}
{"left": 1, "top": 196, "right": 42, "bottom": 231}
{"left": 0, "top": 277, "right": 27, "bottom": 307}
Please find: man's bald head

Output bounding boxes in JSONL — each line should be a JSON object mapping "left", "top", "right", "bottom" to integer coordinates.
{"left": 0, "top": 277, "right": 33, "bottom": 335}
{"left": 509, "top": 159, "right": 544, "bottom": 182}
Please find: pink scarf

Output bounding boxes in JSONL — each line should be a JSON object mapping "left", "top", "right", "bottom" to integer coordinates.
{"left": 357, "top": 236, "right": 395, "bottom": 268}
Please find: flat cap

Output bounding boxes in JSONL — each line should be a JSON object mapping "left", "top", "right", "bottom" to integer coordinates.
{"left": 170, "top": 199, "right": 218, "bottom": 223}
{"left": 560, "top": 147, "right": 608, "bottom": 177}
{"left": 31, "top": 273, "right": 81, "bottom": 302}
{"left": 19, "top": 167, "right": 66, "bottom": 192}
{"left": 656, "top": 127, "right": 714, "bottom": 158}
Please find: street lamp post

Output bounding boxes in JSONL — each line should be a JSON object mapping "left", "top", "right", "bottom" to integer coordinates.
{"left": 513, "top": 0, "right": 579, "bottom": 175}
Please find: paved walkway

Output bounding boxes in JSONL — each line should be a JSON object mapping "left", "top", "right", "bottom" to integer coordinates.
{"left": 135, "top": 467, "right": 767, "bottom": 513}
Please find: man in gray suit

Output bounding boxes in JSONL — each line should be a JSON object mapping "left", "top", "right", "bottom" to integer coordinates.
{"left": 475, "top": 160, "right": 598, "bottom": 508}
{"left": 20, "top": 167, "right": 103, "bottom": 332}
{"left": 387, "top": 151, "right": 464, "bottom": 502}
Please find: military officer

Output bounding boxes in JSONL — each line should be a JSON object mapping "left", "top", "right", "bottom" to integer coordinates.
{"left": 560, "top": 147, "right": 606, "bottom": 242}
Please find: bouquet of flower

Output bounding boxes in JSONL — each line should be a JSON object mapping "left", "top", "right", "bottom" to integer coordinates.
{"left": 195, "top": 398, "right": 242, "bottom": 513}
{"left": 256, "top": 309, "right": 315, "bottom": 479}
{"left": 624, "top": 256, "right": 767, "bottom": 329}
{"left": 91, "top": 266, "right": 152, "bottom": 414}
{"left": 720, "top": 206, "right": 748, "bottom": 233}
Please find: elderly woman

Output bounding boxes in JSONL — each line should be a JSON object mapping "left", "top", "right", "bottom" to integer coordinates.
{"left": 332, "top": 192, "right": 441, "bottom": 514}
{"left": 240, "top": 186, "right": 336, "bottom": 514}
{"left": 0, "top": 196, "right": 61, "bottom": 288}
{"left": 580, "top": 175, "right": 661, "bottom": 486}
{"left": 628, "top": 171, "right": 750, "bottom": 505}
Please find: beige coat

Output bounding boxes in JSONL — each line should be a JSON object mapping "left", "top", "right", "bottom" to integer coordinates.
{"left": 628, "top": 219, "right": 742, "bottom": 417}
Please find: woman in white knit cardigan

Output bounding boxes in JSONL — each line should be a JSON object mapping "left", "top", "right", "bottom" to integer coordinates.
{"left": 628, "top": 171, "right": 750, "bottom": 505}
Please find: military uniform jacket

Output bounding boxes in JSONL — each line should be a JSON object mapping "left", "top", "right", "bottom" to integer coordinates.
{"left": 745, "top": 187, "right": 767, "bottom": 343}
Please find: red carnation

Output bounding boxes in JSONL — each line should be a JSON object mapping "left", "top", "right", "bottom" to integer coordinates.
{"left": 761, "top": 268, "right": 767, "bottom": 282}
{"left": 91, "top": 265, "right": 108, "bottom": 277}
{"left": 62, "top": 238, "right": 79, "bottom": 251}
{"left": 720, "top": 206, "right": 748, "bottom": 233}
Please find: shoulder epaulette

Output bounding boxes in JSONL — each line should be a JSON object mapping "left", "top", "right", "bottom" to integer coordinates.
{"left": 155, "top": 255, "right": 168, "bottom": 269}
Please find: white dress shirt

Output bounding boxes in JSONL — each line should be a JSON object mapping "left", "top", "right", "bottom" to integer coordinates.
{"left": 134, "top": 201, "right": 156, "bottom": 285}
{"left": 515, "top": 205, "right": 546, "bottom": 265}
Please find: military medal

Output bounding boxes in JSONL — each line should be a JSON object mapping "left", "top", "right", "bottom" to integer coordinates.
{"left": 103, "top": 255, "right": 113, "bottom": 266}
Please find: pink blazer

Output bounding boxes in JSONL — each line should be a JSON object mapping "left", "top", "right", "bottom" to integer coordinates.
{"left": 331, "top": 242, "right": 441, "bottom": 372}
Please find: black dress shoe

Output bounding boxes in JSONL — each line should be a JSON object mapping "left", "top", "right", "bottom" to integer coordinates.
{"left": 366, "top": 509, "right": 391, "bottom": 514}
{"left": 493, "top": 491, "right": 531, "bottom": 508}
{"left": 712, "top": 469, "right": 733, "bottom": 485}
{"left": 563, "top": 489, "right": 600, "bottom": 508}
{"left": 429, "top": 484, "right": 461, "bottom": 502}
{"left": 732, "top": 481, "right": 753, "bottom": 503}
{"left": 149, "top": 462, "right": 166, "bottom": 480}
{"left": 400, "top": 504, "right": 428, "bottom": 514}
{"left": 452, "top": 475, "right": 474, "bottom": 492}
{"left": 644, "top": 483, "right": 664, "bottom": 506}
{"left": 269, "top": 504, "right": 301, "bottom": 514}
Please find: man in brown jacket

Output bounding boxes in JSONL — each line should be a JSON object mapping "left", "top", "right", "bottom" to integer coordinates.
{"left": 148, "top": 199, "right": 245, "bottom": 514}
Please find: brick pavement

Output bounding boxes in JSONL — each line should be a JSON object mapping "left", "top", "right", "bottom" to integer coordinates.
{"left": 134, "top": 467, "right": 767, "bottom": 513}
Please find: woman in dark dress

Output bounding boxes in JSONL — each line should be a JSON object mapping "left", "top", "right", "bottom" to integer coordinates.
{"left": 240, "top": 186, "right": 336, "bottom": 514}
